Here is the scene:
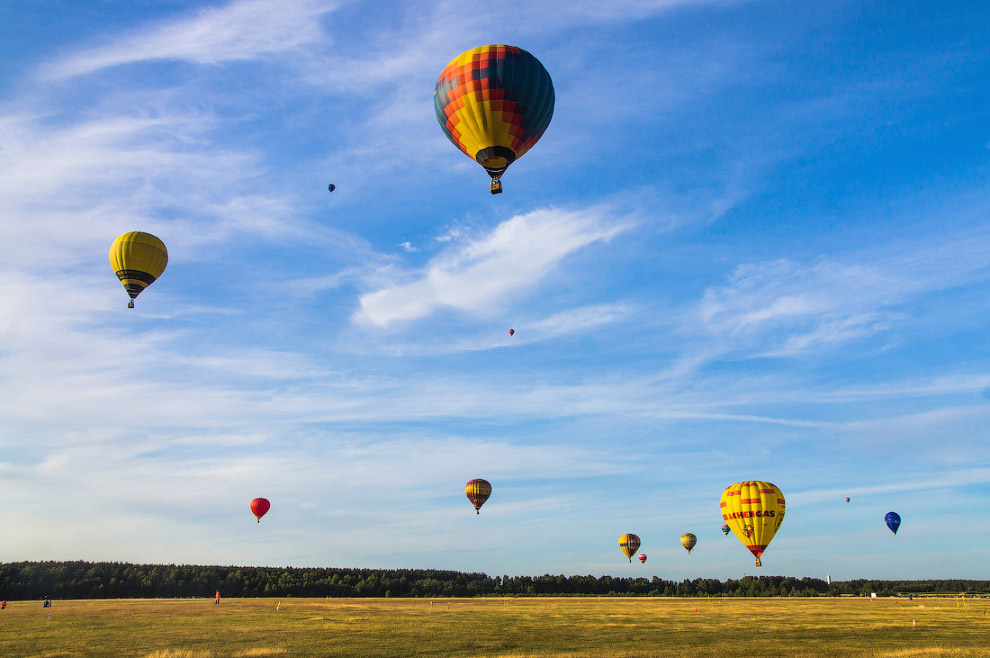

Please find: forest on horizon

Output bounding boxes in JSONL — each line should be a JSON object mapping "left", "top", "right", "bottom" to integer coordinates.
{"left": 1, "top": 561, "right": 988, "bottom": 600}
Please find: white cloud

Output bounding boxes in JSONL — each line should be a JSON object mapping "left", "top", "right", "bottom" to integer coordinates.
{"left": 354, "top": 206, "right": 631, "bottom": 327}
{"left": 42, "top": 0, "right": 339, "bottom": 79}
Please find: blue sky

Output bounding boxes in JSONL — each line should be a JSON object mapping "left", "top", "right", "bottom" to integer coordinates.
{"left": 1, "top": 0, "right": 988, "bottom": 581}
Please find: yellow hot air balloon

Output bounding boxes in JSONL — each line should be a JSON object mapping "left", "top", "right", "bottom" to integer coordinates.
{"left": 109, "top": 232, "right": 168, "bottom": 308}
{"left": 720, "top": 481, "right": 785, "bottom": 567}
{"left": 435, "top": 45, "right": 554, "bottom": 194}
{"left": 465, "top": 478, "right": 492, "bottom": 514}
{"left": 680, "top": 533, "right": 697, "bottom": 554}
{"left": 618, "top": 533, "right": 641, "bottom": 563}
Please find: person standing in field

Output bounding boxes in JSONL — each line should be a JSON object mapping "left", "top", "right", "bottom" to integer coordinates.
{"left": 215, "top": 590, "right": 220, "bottom": 605}
{"left": 2, "top": 600, "right": 6, "bottom": 609}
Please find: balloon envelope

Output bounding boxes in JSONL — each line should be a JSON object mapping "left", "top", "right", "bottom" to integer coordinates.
{"left": 508, "top": 328, "right": 515, "bottom": 336}
{"left": 465, "top": 479, "right": 491, "bottom": 514}
{"left": 885, "top": 511, "right": 901, "bottom": 535}
{"left": 845, "top": 497, "right": 851, "bottom": 503}
{"left": 720, "top": 481, "right": 785, "bottom": 566}
{"left": 435, "top": 45, "right": 554, "bottom": 188}
{"left": 250, "top": 497, "right": 270, "bottom": 523}
{"left": 328, "top": 183, "right": 335, "bottom": 193}
{"left": 638, "top": 554, "right": 647, "bottom": 564}
{"left": 109, "top": 232, "right": 168, "bottom": 307}
{"left": 680, "top": 533, "right": 697, "bottom": 554}
{"left": 618, "top": 533, "right": 641, "bottom": 562}
{"left": 721, "top": 523, "right": 731, "bottom": 535}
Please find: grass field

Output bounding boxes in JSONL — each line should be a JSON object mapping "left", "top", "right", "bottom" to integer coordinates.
{"left": 0, "top": 597, "right": 987, "bottom": 657}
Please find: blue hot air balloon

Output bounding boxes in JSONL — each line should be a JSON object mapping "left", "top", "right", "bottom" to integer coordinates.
{"left": 885, "top": 512, "right": 901, "bottom": 535}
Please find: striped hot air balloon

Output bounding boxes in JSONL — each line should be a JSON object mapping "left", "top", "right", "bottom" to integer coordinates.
{"left": 435, "top": 45, "right": 554, "bottom": 194}
{"left": 109, "top": 232, "right": 167, "bottom": 308}
{"left": 720, "top": 481, "right": 786, "bottom": 567}
{"left": 618, "top": 533, "right": 641, "bottom": 563}
{"left": 638, "top": 554, "right": 647, "bottom": 564}
{"left": 680, "top": 533, "right": 697, "bottom": 554}
{"left": 465, "top": 479, "right": 491, "bottom": 514}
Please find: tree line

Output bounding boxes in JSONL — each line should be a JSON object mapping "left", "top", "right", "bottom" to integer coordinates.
{"left": 1, "top": 561, "right": 987, "bottom": 599}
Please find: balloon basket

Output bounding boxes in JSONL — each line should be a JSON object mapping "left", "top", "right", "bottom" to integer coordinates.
{"left": 490, "top": 179, "right": 503, "bottom": 195}
{"left": 127, "top": 300, "right": 134, "bottom": 308}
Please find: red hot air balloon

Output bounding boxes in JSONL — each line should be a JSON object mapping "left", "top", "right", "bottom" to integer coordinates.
{"left": 845, "top": 497, "right": 850, "bottom": 503}
{"left": 250, "top": 498, "right": 270, "bottom": 523}
{"left": 508, "top": 329, "right": 515, "bottom": 336}
{"left": 638, "top": 554, "right": 647, "bottom": 564}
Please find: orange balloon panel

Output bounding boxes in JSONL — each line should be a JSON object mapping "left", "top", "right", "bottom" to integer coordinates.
{"left": 719, "top": 481, "right": 785, "bottom": 565}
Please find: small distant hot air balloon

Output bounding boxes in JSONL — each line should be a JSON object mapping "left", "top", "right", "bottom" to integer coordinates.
{"left": 681, "top": 533, "right": 697, "bottom": 554}
{"left": 885, "top": 511, "right": 901, "bottom": 535}
{"left": 721, "top": 523, "right": 731, "bottom": 536}
{"left": 109, "top": 232, "right": 168, "bottom": 308}
{"left": 720, "top": 481, "right": 785, "bottom": 567}
{"left": 328, "top": 183, "right": 335, "bottom": 193}
{"left": 250, "top": 498, "right": 270, "bottom": 523}
{"left": 508, "top": 328, "right": 515, "bottom": 336}
{"left": 465, "top": 479, "right": 491, "bottom": 514}
{"left": 845, "top": 497, "right": 851, "bottom": 503}
{"left": 638, "top": 554, "right": 647, "bottom": 564}
{"left": 435, "top": 45, "right": 554, "bottom": 194}
{"left": 618, "top": 533, "right": 641, "bottom": 563}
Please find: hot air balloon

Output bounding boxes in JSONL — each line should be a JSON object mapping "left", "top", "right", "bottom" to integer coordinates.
{"left": 328, "top": 183, "right": 335, "bottom": 193}
{"left": 720, "top": 481, "right": 785, "bottom": 567}
{"left": 109, "top": 232, "right": 168, "bottom": 308}
{"left": 618, "top": 533, "right": 641, "bottom": 563}
{"left": 721, "top": 523, "right": 731, "bottom": 535}
{"left": 885, "top": 511, "right": 901, "bottom": 535}
{"left": 250, "top": 497, "right": 270, "bottom": 523}
{"left": 681, "top": 533, "right": 697, "bottom": 554}
{"left": 845, "top": 497, "right": 851, "bottom": 503}
{"left": 508, "top": 328, "right": 515, "bottom": 336}
{"left": 435, "top": 45, "right": 554, "bottom": 195}
{"left": 465, "top": 479, "right": 491, "bottom": 514}
{"left": 638, "top": 554, "right": 647, "bottom": 564}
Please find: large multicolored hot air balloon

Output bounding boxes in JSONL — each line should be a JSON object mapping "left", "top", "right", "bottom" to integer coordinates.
{"left": 465, "top": 479, "right": 492, "bottom": 514}
{"left": 618, "top": 533, "right": 641, "bottom": 562}
{"left": 250, "top": 497, "right": 270, "bottom": 523}
{"left": 109, "top": 232, "right": 168, "bottom": 308}
{"left": 638, "top": 554, "right": 647, "bottom": 564}
{"left": 680, "top": 533, "right": 697, "bottom": 554}
{"left": 720, "top": 481, "right": 786, "bottom": 567}
{"left": 435, "top": 44, "right": 554, "bottom": 194}
{"left": 885, "top": 511, "right": 901, "bottom": 535}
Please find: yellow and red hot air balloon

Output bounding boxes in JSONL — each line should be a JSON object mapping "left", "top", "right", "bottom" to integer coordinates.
{"left": 618, "top": 533, "right": 641, "bottom": 563}
{"left": 109, "top": 231, "right": 168, "bottom": 308}
{"left": 250, "top": 497, "right": 270, "bottom": 523}
{"left": 435, "top": 44, "right": 554, "bottom": 194}
{"left": 680, "top": 533, "right": 697, "bottom": 554}
{"left": 465, "top": 479, "right": 491, "bottom": 514}
{"left": 720, "top": 481, "right": 785, "bottom": 567}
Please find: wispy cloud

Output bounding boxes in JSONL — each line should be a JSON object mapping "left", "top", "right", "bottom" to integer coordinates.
{"left": 354, "top": 206, "right": 632, "bottom": 327}
{"left": 41, "top": 0, "right": 339, "bottom": 79}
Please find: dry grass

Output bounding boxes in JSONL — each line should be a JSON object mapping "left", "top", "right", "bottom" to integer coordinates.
{"left": 0, "top": 597, "right": 987, "bottom": 657}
